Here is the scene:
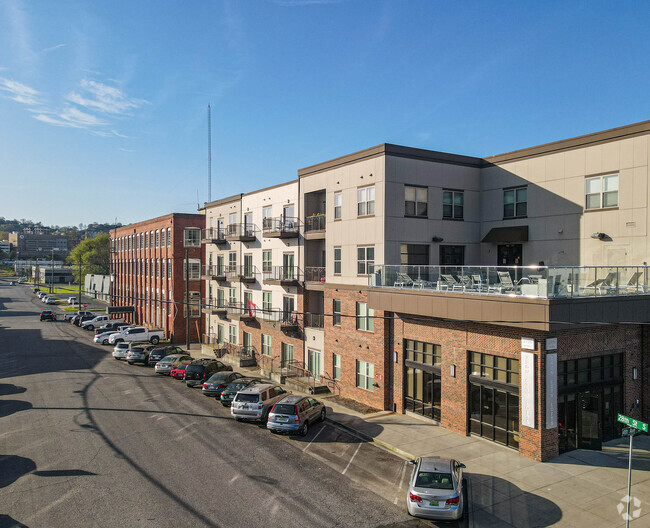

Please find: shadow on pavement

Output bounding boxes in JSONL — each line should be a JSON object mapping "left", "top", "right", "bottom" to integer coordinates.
{"left": 33, "top": 469, "right": 97, "bottom": 477}
{"left": 0, "top": 400, "right": 33, "bottom": 418}
{"left": 0, "top": 454, "right": 36, "bottom": 488}
{"left": 0, "top": 514, "right": 29, "bottom": 528}
{"left": 0, "top": 383, "right": 27, "bottom": 396}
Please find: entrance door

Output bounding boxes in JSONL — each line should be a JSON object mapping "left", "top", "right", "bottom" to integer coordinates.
{"left": 283, "top": 253, "right": 295, "bottom": 280}
{"left": 281, "top": 343, "right": 294, "bottom": 368}
{"left": 283, "top": 205, "right": 295, "bottom": 223}
{"left": 497, "top": 244, "right": 522, "bottom": 266}
{"left": 579, "top": 392, "right": 602, "bottom": 450}
{"left": 307, "top": 349, "right": 322, "bottom": 378}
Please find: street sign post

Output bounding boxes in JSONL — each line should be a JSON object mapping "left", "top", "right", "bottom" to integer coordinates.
{"left": 617, "top": 413, "right": 648, "bottom": 433}
{"left": 617, "top": 413, "right": 647, "bottom": 527}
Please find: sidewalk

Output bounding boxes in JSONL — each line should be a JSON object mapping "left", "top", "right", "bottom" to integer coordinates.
{"left": 216, "top": 356, "right": 650, "bottom": 527}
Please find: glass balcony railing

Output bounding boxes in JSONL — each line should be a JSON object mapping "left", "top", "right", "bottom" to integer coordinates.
{"left": 304, "top": 214, "right": 326, "bottom": 232}
{"left": 305, "top": 267, "right": 325, "bottom": 282}
{"left": 370, "top": 265, "right": 650, "bottom": 299}
{"left": 262, "top": 266, "right": 301, "bottom": 283}
{"left": 304, "top": 313, "right": 324, "bottom": 328}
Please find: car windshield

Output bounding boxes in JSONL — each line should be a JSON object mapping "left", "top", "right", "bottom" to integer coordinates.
{"left": 174, "top": 364, "right": 187, "bottom": 371}
{"left": 130, "top": 348, "right": 144, "bottom": 352}
{"left": 207, "top": 373, "right": 228, "bottom": 382}
{"left": 415, "top": 471, "right": 454, "bottom": 490}
{"left": 272, "top": 403, "right": 297, "bottom": 415}
{"left": 234, "top": 393, "right": 259, "bottom": 403}
{"left": 185, "top": 365, "right": 205, "bottom": 374}
{"left": 160, "top": 356, "right": 178, "bottom": 363}
{"left": 226, "top": 381, "right": 249, "bottom": 391}
{"left": 117, "top": 344, "right": 128, "bottom": 349}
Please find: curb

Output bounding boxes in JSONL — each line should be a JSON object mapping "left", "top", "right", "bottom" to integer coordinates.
{"left": 325, "top": 417, "right": 416, "bottom": 461}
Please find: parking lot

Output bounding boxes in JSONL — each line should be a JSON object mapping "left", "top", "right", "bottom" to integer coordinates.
{"left": 1, "top": 281, "right": 468, "bottom": 528}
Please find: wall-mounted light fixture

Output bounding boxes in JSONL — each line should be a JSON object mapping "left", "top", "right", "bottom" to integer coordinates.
{"left": 591, "top": 232, "right": 607, "bottom": 240}
{"left": 450, "top": 365, "right": 456, "bottom": 378}
{"left": 431, "top": 236, "right": 444, "bottom": 243}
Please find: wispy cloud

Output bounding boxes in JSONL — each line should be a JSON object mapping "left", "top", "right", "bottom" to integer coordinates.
{"left": 67, "top": 79, "right": 148, "bottom": 115}
{"left": 40, "top": 43, "right": 66, "bottom": 54}
{"left": 0, "top": 76, "right": 41, "bottom": 105}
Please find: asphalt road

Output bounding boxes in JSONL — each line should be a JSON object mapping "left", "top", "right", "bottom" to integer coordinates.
{"left": 0, "top": 281, "right": 436, "bottom": 528}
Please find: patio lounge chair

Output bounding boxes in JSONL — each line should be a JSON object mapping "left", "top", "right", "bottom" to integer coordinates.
{"left": 440, "top": 274, "right": 462, "bottom": 291}
{"left": 489, "top": 271, "right": 518, "bottom": 294}
{"left": 583, "top": 272, "right": 618, "bottom": 294}
{"left": 623, "top": 271, "right": 645, "bottom": 293}
{"left": 394, "top": 273, "right": 414, "bottom": 288}
{"left": 471, "top": 274, "right": 485, "bottom": 291}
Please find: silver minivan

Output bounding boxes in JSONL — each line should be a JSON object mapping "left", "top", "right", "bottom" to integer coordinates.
{"left": 231, "top": 384, "right": 290, "bottom": 422}
{"left": 267, "top": 395, "right": 326, "bottom": 436}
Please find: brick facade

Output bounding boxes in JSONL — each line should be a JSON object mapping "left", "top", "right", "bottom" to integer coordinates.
{"left": 110, "top": 213, "right": 205, "bottom": 344}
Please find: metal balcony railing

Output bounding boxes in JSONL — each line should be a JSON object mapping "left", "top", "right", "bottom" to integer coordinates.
{"left": 304, "top": 214, "right": 326, "bottom": 233}
{"left": 226, "top": 265, "right": 258, "bottom": 283}
{"left": 371, "top": 265, "right": 650, "bottom": 299}
{"left": 202, "top": 227, "right": 227, "bottom": 244}
{"left": 226, "top": 302, "right": 256, "bottom": 320}
{"left": 305, "top": 267, "right": 325, "bottom": 282}
{"left": 262, "top": 217, "right": 300, "bottom": 238}
{"left": 304, "top": 313, "right": 324, "bottom": 328}
{"left": 225, "top": 223, "right": 258, "bottom": 241}
{"left": 262, "top": 266, "right": 302, "bottom": 283}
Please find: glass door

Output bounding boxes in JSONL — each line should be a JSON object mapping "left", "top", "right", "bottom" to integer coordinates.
{"left": 283, "top": 296, "right": 294, "bottom": 323}
{"left": 579, "top": 392, "right": 602, "bottom": 450}
{"left": 283, "top": 253, "right": 295, "bottom": 280}
{"left": 307, "top": 349, "right": 322, "bottom": 378}
{"left": 281, "top": 343, "right": 294, "bottom": 368}
{"left": 244, "top": 254, "right": 253, "bottom": 278}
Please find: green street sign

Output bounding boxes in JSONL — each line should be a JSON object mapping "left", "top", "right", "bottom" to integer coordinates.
{"left": 617, "top": 413, "right": 649, "bottom": 433}
{"left": 622, "top": 427, "right": 636, "bottom": 437}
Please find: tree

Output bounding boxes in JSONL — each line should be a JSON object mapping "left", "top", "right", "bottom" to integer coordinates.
{"left": 66, "top": 234, "right": 110, "bottom": 283}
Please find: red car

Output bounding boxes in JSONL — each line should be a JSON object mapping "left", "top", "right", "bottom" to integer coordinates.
{"left": 170, "top": 363, "right": 189, "bottom": 380}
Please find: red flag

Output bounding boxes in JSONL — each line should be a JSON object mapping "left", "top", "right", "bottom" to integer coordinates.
{"left": 247, "top": 300, "right": 256, "bottom": 318}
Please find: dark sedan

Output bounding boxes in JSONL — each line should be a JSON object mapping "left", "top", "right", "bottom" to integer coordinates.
{"left": 219, "top": 378, "right": 263, "bottom": 406}
{"left": 201, "top": 372, "right": 245, "bottom": 397}
{"left": 184, "top": 359, "right": 232, "bottom": 387}
{"left": 147, "top": 345, "right": 185, "bottom": 367}
{"left": 40, "top": 310, "right": 55, "bottom": 322}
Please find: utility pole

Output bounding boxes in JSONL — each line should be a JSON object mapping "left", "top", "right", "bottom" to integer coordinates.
{"left": 49, "top": 249, "right": 54, "bottom": 294}
{"left": 185, "top": 249, "right": 190, "bottom": 350}
{"left": 208, "top": 104, "right": 212, "bottom": 203}
{"left": 78, "top": 254, "right": 82, "bottom": 311}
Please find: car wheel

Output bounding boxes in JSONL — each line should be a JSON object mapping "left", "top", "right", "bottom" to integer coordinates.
{"left": 87, "top": 325, "right": 93, "bottom": 331}
{"left": 301, "top": 421, "right": 309, "bottom": 437}
{"left": 127, "top": 361, "right": 133, "bottom": 365}
{"left": 150, "top": 336, "right": 159, "bottom": 344}
{"left": 320, "top": 409, "right": 326, "bottom": 422}
{"left": 102, "top": 339, "right": 108, "bottom": 345}
{"left": 235, "top": 417, "right": 243, "bottom": 422}
{"left": 114, "top": 357, "right": 119, "bottom": 360}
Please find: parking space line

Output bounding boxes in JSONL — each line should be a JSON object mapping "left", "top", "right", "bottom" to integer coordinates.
{"left": 393, "top": 460, "right": 408, "bottom": 504}
{"left": 341, "top": 442, "right": 362, "bottom": 475}
{"left": 302, "top": 424, "right": 326, "bottom": 452}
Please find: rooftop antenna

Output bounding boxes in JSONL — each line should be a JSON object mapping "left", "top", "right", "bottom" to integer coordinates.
{"left": 207, "top": 103, "right": 212, "bottom": 203}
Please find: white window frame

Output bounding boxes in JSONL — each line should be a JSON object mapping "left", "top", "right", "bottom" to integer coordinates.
{"left": 586, "top": 174, "right": 618, "bottom": 210}
{"left": 334, "top": 247, "right": 342, "bottom": 275}
{"left": 262, "top": 250, "right": 272, "bottom": 273}
{"left": 167, "top": 227, "right": 171, "bottom": 247}
{"left": 405, "top": 185, "right": 428, "bottom": 217}
{"left": 333, "top": 353, "right": 341, "bottom": 380}
{"left": 263, "top": 291, "right": 272, "bottom": 313}
{"left": 356, "top": 302, "right": 374, "bottom": 332}
{"left": 183, "top": 228, "right": 201, "bottom": 248}
{"left": 334, "top": 191, "right": 342, "bottom": 220}
{"left": 442, "top": 189, "right": 464, "bottom": 220}
{"left": 357, "top": 186, "right": 375, "bottom": 216}
{"left": 229, "top": 325, "right": 237, "bottom": 344}
{"left": 503, "top": 186, "right": 527, "bottom": 218}
{"left": 183, "top": 258, "right": 201, "bottom": 280}
{"left": 357, "top": 246, "right": 375, "bottom": 275}
{"left": 356, "top": 360, "right": 374, "bottom": 391}
{"left": 262, "top": 334, "right": 272, "bottom": 356}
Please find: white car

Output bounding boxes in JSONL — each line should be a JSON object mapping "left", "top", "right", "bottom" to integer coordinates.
{"left": 112, "top": 343, "right": 130, "bottom": 360}
{"left": 67, "top": 297, "right": 78, "bottom": 305}
{"left": 94, "top": 331, "right": 120, "bottom": 345}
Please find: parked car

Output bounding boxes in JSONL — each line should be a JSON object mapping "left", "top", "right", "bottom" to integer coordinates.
{"left": 127, "top": 344, "right": 158, "bottom": 365}
{"left": 185, "top": 359, "right": 232, "bottom": 388}
{"left": 201, "top": 372, "right": 245, "bottom": 397}
{"left": 406, "top": 457, "right": 465, "bottom": 521}
{"left": 70, "top": 311, "right": 94, "bottom": 324}
{"left": 112, "top": 342, "right": 130, "bottom": 360}
{"left": 37, "top": 291, "right": 45, "bottom": 298}
{"left": 41, "top": 295, "right": 49, "bottom": 303}
{"left": 267, "top": 395, "right": 326, "bottom": 436}
{"left": 220, "top": 378, "right": 262, "bottom": 407}
{"left": 154, "top": 354, "right": 193, "bottom": 375}
{"left": 108, "top": 326, "right": 164, "bottom": 345}
{"left": 45, "top": 297, "right": 57, "bottom": 305}
{"left": 147, "top": 345, "right": 184, "bottom": 367}
{"left": 96, "top": 321, "right": 128, "bottom": 334}
{"left": 170, "top": 364, "right": 189, "bottom": 380}
{"left": 231, "top": 384, "right": 290, "bottom": 422}
{"left": 81, "top": 315, "right": 111, "bottom": 331}
{"left": 67, "top": 296, "right": 78, "bottom": 305}
{"left": 40, "top": 310, "right": 55, "bottom": 322}
{"left": 33, "top": 287, "right": 40, "bottom": 293}
{"left": 75, "top": 315, "right": 95, "bottom": 327}
{"left": 94, "top": 330, "right": 120, "bottom": 345}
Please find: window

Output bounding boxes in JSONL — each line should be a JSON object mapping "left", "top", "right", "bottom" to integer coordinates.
{"left": 334, "top": 191, "right": 342, "bottom": 219}
{"left": 263, "top": 292, "right": 272, "bottom": 313}
{"left": 334, "top": 247, "right": 342, "bottom": 275}
{"left": 357, "top": 246, "right": 375, "bottom": 275}
{"left": 155, "top": 259, "right": 159, "bottom": 278}
{"left": 558, "top": 353, "right": 621, "bottom": 388}
{"left": 228, "top": 288, "right": 236, "bottom": 305}
{"left": 244, "top": 291, "right": 252, "bottom": 307}
{"left": 332, "top": 299, "right": 341, "bottom": 326}
{"left": 442, "top": 190, "right": 464, "bottom": 219}
{"left": 167, "top": 227, "right": 171, "bottom": 247}
{"left": 439, "top": 245, "right": 465, "bottom": 266}
{"left": 228, "top": 252, "right": 237, "bottom": 271}
{"left": 504, "top": 187, "right": 527, "bottom": 218}
{"left": 184, "top": 291, "right": 200, "bottom": 318}
{"left": 262, "top": 334, "right": 272, "bottom": 356}
{"left": 357, "top": 186, "right": 375, "bottom": 216}
{"left": 155, "top": 230, "right": 160, "bottom": 248}
{"left": 262, "top": 250, "right": 272, "bottom": 273}
{"left": 470, "top": 352, "right": 519, "bottom": 385}
{"left": 145, "top": 232, "right": 149, "bottom": 249}
{"left": 356, "top": 302, "right": 374, "bottom": 332}
{"left": 229, "top": 325, "right": 237, "bottom": 344}
{"left": 161, "top": 259, "right": 165, "bottom": 279}
{"left": 333, "top": 354, "right": 341, "bottom": 380}
{"left": 405, "top": 185, "right": 428, "bottom": 217}
{"left": 217, "top": 324, "right": 224, "bottom": 344}
{"left": 216, "top": 288, "right": 225, "bottom": 307}
{"left": 167, "top": 258, "right": 171, "bottom": 279}
{"left": 356, "top": 360, "right": 374, "bottom": 391}
{"left": 404, "top": 339, "right": 441, "bottom": 366}
{"left": 262, "top": 206, "right": 273, "bottom": 229}
{"left": 586, "top": 174, "right": 618, "bottom": 210}
{"left": 161, "top": 229, "right": 166, "bottom": 247}
{"left": 184, "top": 228, "right": 201, "bottom": 247}
{"left": 184, "top": 259, "right": 201, "bottom": 280}
{"left": 150, "top": 258, "right": 154, "bottom": 277}
{"left": 228, "top": 213, "right": 237, "bottom": 230}
{"left": 400, "top": 244, "right": 429, "bottom": 266}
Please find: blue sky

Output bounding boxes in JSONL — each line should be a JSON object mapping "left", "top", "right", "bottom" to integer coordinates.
{"left": 0, "top": 0, "right": 648, "bottom": 227}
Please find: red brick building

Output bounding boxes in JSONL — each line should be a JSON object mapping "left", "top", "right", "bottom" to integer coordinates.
{"left": 110, "top": 213, "right": 205, "bottom": 344}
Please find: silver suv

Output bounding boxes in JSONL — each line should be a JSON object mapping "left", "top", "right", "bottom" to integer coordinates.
{"left": 267, "top": 395, "right": 326, "bottom": 436}
{"left": 231, "top": 384, "right": 290, "bottom": 422}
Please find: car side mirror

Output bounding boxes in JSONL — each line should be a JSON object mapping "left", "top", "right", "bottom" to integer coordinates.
{"left": 408, "top": 459, "right": 417, "bottom": 465}
{"left": 459, "top": 463, "right": 466, "bottom": 469}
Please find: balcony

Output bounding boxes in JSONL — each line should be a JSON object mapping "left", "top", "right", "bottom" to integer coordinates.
{"left": 226, "top": 302, "right": 256, "bottom": 321}
{"left": 262, "top": 217, "right": 300, "bottom": 239}
{"left": 258, "top": 309, "right": 299, "bottom": 330}
{"left": 202, "top": 265, "right": 227, "bottom": 281}
{"left": 202, "top": 227, "right": 227, "bottom": 245}
{"left": 225, "top": 223, "right": 258, "bottom": 242}
{"left": 227, "top": 265, "right": 258, "bottom": 284}
{"left": 369, "top": 265, "right": 650, "bottom": 331}
{"left": 263, "top": 266, "right": 302, "bottom": 286}
{"left": 304, "top": 313, "right": 324, "bottom": 329}
{"left": 304, "top": 214, "right": 326, "bottom": 240}
{"left": 305, "top": 267, "right": 325, "bottom": 286}
{"left": 202, "top": 297, "right": 227, "bottom": 316}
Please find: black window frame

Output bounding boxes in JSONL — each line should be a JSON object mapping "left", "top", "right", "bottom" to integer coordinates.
{"left": 442, "top": 189, "right": 464, "bottom": 220}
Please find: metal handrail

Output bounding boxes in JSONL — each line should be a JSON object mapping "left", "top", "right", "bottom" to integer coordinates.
{"left": 285, "top": 360, "right": 315, "bottom": 393}
{"left": 262, "top": 266, "right": 302, "bottom": 282}
{"left": 228, "top": 265, "right": 258, "bottom": 281}
{"left": 305, "top": 267, "right": 325, "bottom": 282}
{"left": 202, "top": 227, "right": 227, "bottom": 242}
{"left": 304, "top": 214, "right": 325, "bottom": 232}
{"left": 304, "top": 313, "right": 324, "bottom": 328}
{"left": 226, "top": 223, "right": 259, "bottom": 239}
{"left": 320, "top": 370, "right": 340, "bottom": 395}
{"left": 262, "top": 217, "right": 300, "bottom": 235}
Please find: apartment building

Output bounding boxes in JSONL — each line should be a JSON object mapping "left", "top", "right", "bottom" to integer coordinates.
{"left": 110, "top": 213, "right": 205, "bottom": 343}
{"left": 202, "top": 120, "right": 650, "bottom": 461}
{"left": 8, "top": 231, "right": 70, "bottom": 258}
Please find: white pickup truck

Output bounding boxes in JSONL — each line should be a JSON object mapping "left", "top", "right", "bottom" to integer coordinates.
{"left": 81, "top": 315, "right": 114, "bottom": 331}
{"left": 108, "top": 326, "right": 164, "bottom": 345}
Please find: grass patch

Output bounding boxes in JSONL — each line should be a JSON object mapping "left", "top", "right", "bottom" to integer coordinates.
{"left": 0, "top": 266, "right": 16, "bottom": 277}
{"left": 37, "top": 284, "right": 82, "bottom": 295}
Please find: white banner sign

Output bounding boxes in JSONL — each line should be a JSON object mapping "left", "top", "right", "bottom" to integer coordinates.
{"left": 546, "top": 353, "right": 558, "bottom": 429}
{"left": 521, "top": 352, "right": 536, "bottom": 429}
{"left": 521, "top": 337, "right": 535, "bottom": 350}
